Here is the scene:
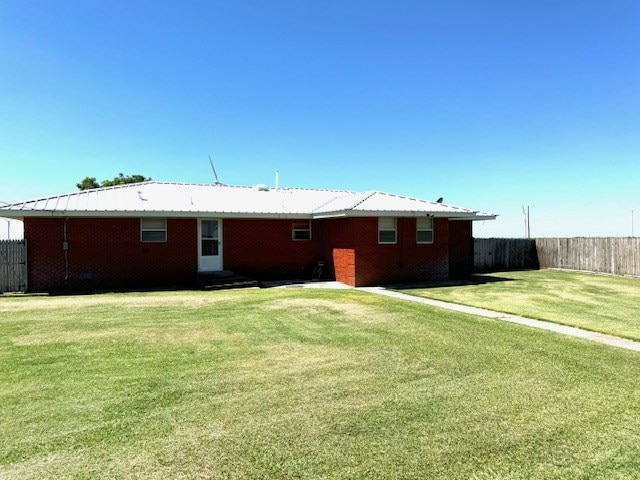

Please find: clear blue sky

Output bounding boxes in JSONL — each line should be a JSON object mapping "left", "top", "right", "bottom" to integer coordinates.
{"left": 1, "top": 0, "right": 638, "bottom": 238}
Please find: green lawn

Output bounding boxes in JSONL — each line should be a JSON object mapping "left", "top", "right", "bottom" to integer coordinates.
{"left": 1, "top": 288, "right": 640, "bottom": 479}
{"left": 401, "top": 269, "right": 640, "bottom": 342}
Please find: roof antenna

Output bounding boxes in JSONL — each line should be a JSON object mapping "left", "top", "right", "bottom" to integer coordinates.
{"left": 208, "top": 155, "right": 221, "bottom": 185}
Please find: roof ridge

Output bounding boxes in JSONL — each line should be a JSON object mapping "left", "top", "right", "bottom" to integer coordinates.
{"left": 282, "top": 186, "right": 355, "bottom": 196}
{"left": 375, "top": 190, "right": 429, "bottom": 203}
{"left": 372, "top": 190, "right": 473, "bottom": 212}
{"left": 310, "top": 190, "right": 359, "bottom": 213}
{"left": 347, "top": 190, "right": 377, "bottom": 210}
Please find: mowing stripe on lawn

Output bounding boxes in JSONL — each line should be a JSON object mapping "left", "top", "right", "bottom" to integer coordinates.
{"left": 360, "top": 287, "right": 640, "bottom": 353}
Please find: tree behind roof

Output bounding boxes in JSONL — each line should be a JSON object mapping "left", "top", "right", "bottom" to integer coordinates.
{"left": 77, "top": 173, "right": 152, "bottom": 190}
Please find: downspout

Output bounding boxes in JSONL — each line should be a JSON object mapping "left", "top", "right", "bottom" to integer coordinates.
{"left": 316, "top": 218, "right": 326, "bottom": 281}
{"left": 63, "top": 218, "right": 70, "bottom": 283}
{"left": 398, "top": 218, "right": 404, "bottom": 270}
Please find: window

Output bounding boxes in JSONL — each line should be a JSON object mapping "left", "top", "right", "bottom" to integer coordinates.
{"left": 417, "top": 217, "right": 434, "bottom": 244}
{"left": 141, "top": 218, "right": 167, "bottom": 242}
{"left": 201, "top": 220, "right": 219, "bottom": 255}
{"left": 378, "top": 217, "right": 397, "bottom": 244}
{"left": 292, "top": 220, "right": 312, "bottom": 240}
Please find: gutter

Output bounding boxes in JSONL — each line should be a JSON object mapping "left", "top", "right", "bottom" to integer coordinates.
{"left": 3, "top": 209, "right": 497, "bottom": 221}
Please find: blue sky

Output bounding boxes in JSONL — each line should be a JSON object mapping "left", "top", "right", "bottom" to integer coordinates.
{"left": 1, "top": 0, "right": 638, "bottom": 238}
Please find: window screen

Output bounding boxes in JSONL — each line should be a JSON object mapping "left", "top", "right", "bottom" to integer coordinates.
{"left": 292, "top": 220, "right": 312, "bottom": 240}
{"left": 416, "top": 217, "right": 434, "bottom": 244}
{"left": 378, "top": 217, "right": 397, "bottom": 244}
{"left": 141, "top": 218, "right": 167, "bottom": 242}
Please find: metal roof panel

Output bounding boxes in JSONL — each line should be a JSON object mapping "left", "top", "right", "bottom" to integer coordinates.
{"left": 0, "top": 181, "right": 496, "bottom": 221}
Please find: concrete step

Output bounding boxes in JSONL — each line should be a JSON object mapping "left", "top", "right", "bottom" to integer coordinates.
{"left": 198, "top": 271, "right": 257, "bottom": 290}
{"left": 202, "top": 279, "right": 258, "bottom": 290}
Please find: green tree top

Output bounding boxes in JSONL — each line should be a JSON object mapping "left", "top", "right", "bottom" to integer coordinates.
{"left": 76, "top": 177, "right": 100, "bottom": 190}
{"left": 76, "top": 173, "right": 152, "bottom": 190}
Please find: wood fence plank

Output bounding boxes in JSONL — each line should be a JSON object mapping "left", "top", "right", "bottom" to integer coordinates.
{"left": 0, "top": 240, "right": 27, "bottom": 292}
{"left": 475, "top": 237, "right": 640, "bottom": 277}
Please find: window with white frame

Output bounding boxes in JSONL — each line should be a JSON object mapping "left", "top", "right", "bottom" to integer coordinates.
{"left": 292, "top": 220, "right": 312, "bottom": 240}
{"left": 416, "top": 217, "right": 434, "bottom": 244}
{"left": 378, "top": 217, "right": 397, "bottom": 244}
{"left": 141, "top": 218, "right": 167, "bottom": 242}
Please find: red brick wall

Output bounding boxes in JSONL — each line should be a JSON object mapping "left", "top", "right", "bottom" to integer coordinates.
{"left": 23, "top": 215, "right": 471, "bottom": 290}
{"left": 25, "top": 217, "right": 197, "bottom": 291}
{"left": 24, "top": 218, "right": 66, "bottom": 292}
{"left": 222, "top": 219, "right": 324, "bottom": 280}
{"left": 320, "top": 218, "right": 356, "bottom": 286}
{"left": 332, "top": 249, "right": 356, "bottom": 286}
{"left": 351, "top": 217, "right": 450, "bottom": 286}
{"left": 318, "top": 216, "right": 452, "bottom": 286}
{"left": 448, "top": 220, "right": 474, "bottom": 278}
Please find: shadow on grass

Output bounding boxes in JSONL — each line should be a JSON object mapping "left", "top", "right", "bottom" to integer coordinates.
{"left": 389, "top": 274, "right": 515, "bottom": 290}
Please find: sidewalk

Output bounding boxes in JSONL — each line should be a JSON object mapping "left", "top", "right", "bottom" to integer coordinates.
{"left": 359, "top": 287, "right": 640, "bottom": 353}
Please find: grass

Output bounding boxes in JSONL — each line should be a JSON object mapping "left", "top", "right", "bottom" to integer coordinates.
{"left": 400, "top": 269, "right": 640, "bottom": 342}
{"left": 1, "top": 288, "right": 640, "bottom": 479}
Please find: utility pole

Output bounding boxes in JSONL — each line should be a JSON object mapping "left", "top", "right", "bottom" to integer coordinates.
{"left": 522, "top": 205, "right": 531, "bottom": 239}
{"left": 0, "top": 201, "right": 9, "bottom": 239}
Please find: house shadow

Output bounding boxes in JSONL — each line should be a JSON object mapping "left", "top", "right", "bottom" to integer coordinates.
{"left": 389, "top": 274, "right": 515, "bottom": 290}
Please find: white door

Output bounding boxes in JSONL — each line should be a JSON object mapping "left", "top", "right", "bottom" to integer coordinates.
{"left": 198, "top": 219, "right": 222, "bottom": 271}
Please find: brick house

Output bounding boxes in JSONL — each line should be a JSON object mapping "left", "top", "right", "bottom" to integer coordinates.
{"left": 0, "top": 182, "right": 494, "bottom": 291}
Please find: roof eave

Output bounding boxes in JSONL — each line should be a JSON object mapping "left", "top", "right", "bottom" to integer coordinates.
{"left": 450, "top": 214, "right": 497, "bottom": 221}
{"left": 313, "top": 210, "right": 496, "bottom": 220}
{"left": 0, "top": 211, "right": 24, "bottom": 221}
{"left": 0, "top": 210, "right": 315, "bottom": 219}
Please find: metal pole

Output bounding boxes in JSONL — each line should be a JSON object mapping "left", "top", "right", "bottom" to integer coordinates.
{"left": 0, "top": 201, "right": 9, "bottom": 240}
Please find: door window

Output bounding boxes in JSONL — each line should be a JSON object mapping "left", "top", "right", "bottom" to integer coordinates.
{"left": 201, "top": 220, "right": 219, "bottom": 256}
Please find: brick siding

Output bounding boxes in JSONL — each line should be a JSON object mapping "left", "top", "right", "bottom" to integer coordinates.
{"left": 24, "top": 215, "right": 473, "bottom": 291}
{"left": 321, "top": 216, "right": 453, "bottom": 287}
{"left": 321, "top": 217, "right": 356, "bottom": 286}
{"left": 351, "top": 217, "right": 450, "bottom": 286}
{"left": 25, "top": 217, "right": 197, "bottom": 291}
{"left": 332, "top": 248, "right": 356, "bottom": 286}
{"left": 223, "top": 219, "right": 324, "bottom": 280}
{"left": 448, "top": 220, "right": 474, "bottom": 278}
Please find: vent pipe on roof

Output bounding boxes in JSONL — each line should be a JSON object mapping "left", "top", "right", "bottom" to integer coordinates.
{"left": 275, "top": 170, "right": 279, "bottom": 191}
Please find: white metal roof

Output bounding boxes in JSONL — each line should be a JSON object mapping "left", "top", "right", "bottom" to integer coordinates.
{"left": 0, "top": 181, "right": 495, "bottom": 220}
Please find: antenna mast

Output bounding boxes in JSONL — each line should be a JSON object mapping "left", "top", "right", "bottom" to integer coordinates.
{"left": 208, "top": 155, "right": 220, "bottom": 185}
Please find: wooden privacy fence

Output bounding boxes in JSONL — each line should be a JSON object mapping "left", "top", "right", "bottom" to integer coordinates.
{"left": 0, "top": 240, "right": 27, "bottom": 293}
{"left": 536, "top": 237, "right": 640, "bottom": 277}
{"left": 474, "top": 237, "right": 640, "bottom": 277}
{"left": 474, "top": 238, "right": 539, "bottom": 272}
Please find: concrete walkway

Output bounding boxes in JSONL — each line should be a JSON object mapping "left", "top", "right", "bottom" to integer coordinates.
{"left": 359, "top": 287, "right": 640, "bottom": 353}
{"left": 261, "top": 280, "right": 352, "bottom": 289}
